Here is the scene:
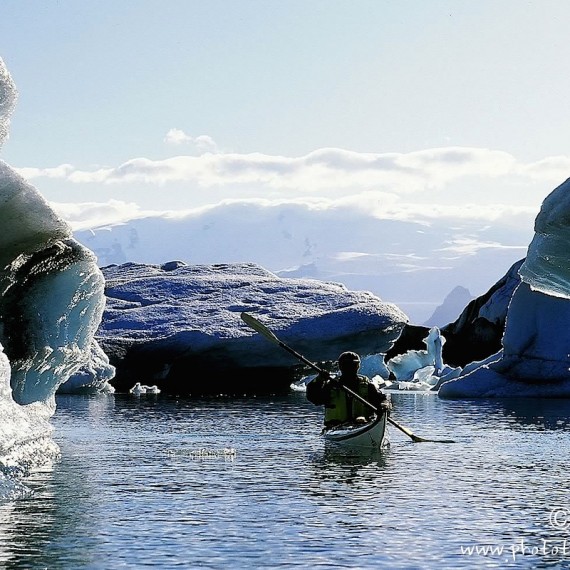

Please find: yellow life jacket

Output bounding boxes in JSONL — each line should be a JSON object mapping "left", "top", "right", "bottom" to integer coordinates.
{"left": 324, "top": 375, "right": 373, "bottom": 424}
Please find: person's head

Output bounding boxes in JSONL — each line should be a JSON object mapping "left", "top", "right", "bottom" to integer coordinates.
{"left": 338, "top": 351, "right": 361, "bottom": 375}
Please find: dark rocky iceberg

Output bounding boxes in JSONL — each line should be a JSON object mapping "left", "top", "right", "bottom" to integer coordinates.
{"left": 385, "top": 259, "right": 522, "bottom": 369}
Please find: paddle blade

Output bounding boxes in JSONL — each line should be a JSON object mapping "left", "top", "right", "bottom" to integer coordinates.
{"left": 241, "top": 312, "right": 280, "bottom": 344}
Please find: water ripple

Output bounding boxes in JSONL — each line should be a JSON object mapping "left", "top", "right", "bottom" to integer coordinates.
{"left": 1, "top": 392, "right": 570, "bottom": 568}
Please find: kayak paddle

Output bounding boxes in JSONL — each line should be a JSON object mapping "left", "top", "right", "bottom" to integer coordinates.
{"left": 240, "top": 312, "right": 455, "bottom": 444}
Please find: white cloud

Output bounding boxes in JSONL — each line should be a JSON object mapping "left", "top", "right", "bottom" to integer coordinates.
{"left": 521, "top": 156, "right": 570, "bottom": 183}
{"left": 22, "top": 146, "right": 560, "bottom": 245}
{"left": 164, "top": 128, "right": 193, "bottom": 145}
{"left": 437, "top": 238, "right": 529, "bottom": 256}
{"left": 51, "top": 199, "right": 159, "bottom": 231}
{"left": 51, "top": 193, "right": 538, "bottom": 238}
{"left": 17, "top": 146, "right": 565, "bottom": 199}
{"left": 17, "top": 163, "right": 75, "bottom": 179}
{"left": 163, "top": 129, "right": 219, "bottom": 153}
{"left": 194, "top": 135, "right": 218, "bottom": 153}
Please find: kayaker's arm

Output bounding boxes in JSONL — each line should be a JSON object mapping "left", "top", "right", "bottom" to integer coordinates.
{"left": 306, "top": 371, "right": 337, "bottom": 405}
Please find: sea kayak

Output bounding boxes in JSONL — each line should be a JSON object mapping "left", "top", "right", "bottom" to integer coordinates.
{"left": 322, "top": 412, "right": 387, "bottom": 448}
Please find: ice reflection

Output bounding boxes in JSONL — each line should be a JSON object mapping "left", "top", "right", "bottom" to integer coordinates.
{"left": 0, "top": 456, "right": 98, "bottom": 568}
{"left": 0, "top": 395, "right": 120, "bottom": 568}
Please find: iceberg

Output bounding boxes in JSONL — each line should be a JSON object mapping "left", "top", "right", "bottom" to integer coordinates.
{"left": 518, "top": 180, "right": 570, "bottom": 300}
{"left": 0, "top": 57, "right": 111, "bottom": 490}
{"left": 386, "top": 326, "right": 461, "bottom": 391}
{"left": 386, "top": 259, "right": 522, "bottom": 371}
{"left": 58, "top": 340, "right": 115, "bottom": 395}
{"left": 129, "top": 382, "right": 161, "bottom": 396}
{"left": 97, "top": 261, "right": 407, "bottom": 394}
{"left": 439, "top": 178, "right": 570, "bottom": 398}
{"left": 387, "top": 326, "right": 445, "bottom": 380}
{"left": 0, "top": 231, "right": 109, "bottom": 404}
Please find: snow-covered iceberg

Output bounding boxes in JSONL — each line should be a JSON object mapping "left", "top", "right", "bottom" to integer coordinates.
{"left": 98, "top": 261, "right": 408, "bottom": 394}
{"left": 0, "top": 57, "right": 112, "bottom": 491}
{"left": 440, "top": 178, "right": 570, "bottom": 398}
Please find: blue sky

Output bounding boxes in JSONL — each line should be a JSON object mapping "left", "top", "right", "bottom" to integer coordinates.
{"left": 1, "top": 0, "right": 569, "bottom": 224}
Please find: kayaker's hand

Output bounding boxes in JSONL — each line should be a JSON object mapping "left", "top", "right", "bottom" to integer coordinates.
{"left": 316, "top": 371, "right": 330, "bottom": 384}
{"left": 327, "top": 376, "right": 341, "bottom": 388}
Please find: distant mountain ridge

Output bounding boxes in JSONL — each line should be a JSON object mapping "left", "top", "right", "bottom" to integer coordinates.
{"left": 423, "top": 286, "right": 474, "bottom": 328}
{"left": 73, "top": 202, "right": 531, "bottom": 324}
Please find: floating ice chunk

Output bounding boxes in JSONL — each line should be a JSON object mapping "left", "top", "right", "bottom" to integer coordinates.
{"left": 359, "top": 354, "right": 391, "bottom": 379}
{"left": 290, "top": 381, "right": 307, "bottom": 392}
{"left": 413, "top": 365, "right": 436, "bottom": 385}
{"left": 371, "top": 374, "right": 392, "bottom": 390}
{"left": 386, "top": 326, "right": 445, "bottom": 381}
{"left": 0, "top": 61, "right": 109, "bottom": 405}
{"left": 129, "top": 383, "right": 145, "bottom": 395}
{"left": 129, "top": 383, "right": 161, "bottom": 396}
{"left": 439, "top": 282, "right": 570, "bottom": 397}
{"left": 428, "top": 364, "right": 462, "bottom": 391}
{"left": 386, "top": 327, "right": 461, "bottom": 392}
{"left": 439, "top": 179, "right": 570, "bottom": 397}
{"left": 0, "top": 57, "right": 110, "bottom": 483}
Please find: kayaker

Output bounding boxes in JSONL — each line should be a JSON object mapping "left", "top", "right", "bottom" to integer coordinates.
{"left": 306, "top": 351, "right": 391, "bottom": 427}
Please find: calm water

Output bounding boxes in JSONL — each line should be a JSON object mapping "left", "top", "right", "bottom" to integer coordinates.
{"left": 2, "top": 391, "right": 570, "bottom": 569}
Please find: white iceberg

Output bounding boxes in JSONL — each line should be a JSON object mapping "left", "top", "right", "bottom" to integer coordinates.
{"left": 129, "top": 383, "right": 161, "bottom": 396}
{"left": 386, "top": 327, "right": 461, "bottom": 391}
{"left": 97, "top": 261, "right": 407, "bottom": 394}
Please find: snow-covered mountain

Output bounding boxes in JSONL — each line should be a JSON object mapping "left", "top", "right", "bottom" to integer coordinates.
{"left": 73, "top": 201, "right": 531, "bottom": 324}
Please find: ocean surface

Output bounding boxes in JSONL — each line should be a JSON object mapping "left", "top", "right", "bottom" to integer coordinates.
{"left": 2, "top": 390, "right": 570, "bottom": 569}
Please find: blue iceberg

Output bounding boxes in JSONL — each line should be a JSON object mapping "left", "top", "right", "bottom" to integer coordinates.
{"left": 440, "top": 177, "right": 570, "bottom": 397}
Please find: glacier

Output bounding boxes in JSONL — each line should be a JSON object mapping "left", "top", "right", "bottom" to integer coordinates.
{"left": 0, "top": 57, "right": 112, "bottom": 494}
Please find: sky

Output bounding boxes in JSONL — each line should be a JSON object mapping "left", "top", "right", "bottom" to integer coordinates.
{"left": 0, "top": 1, "right": 569, "bottom": 320}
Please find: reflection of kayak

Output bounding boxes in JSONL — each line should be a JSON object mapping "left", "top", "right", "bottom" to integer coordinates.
{"left": 322, "top": 412, "right": 387, "bottom": 448}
